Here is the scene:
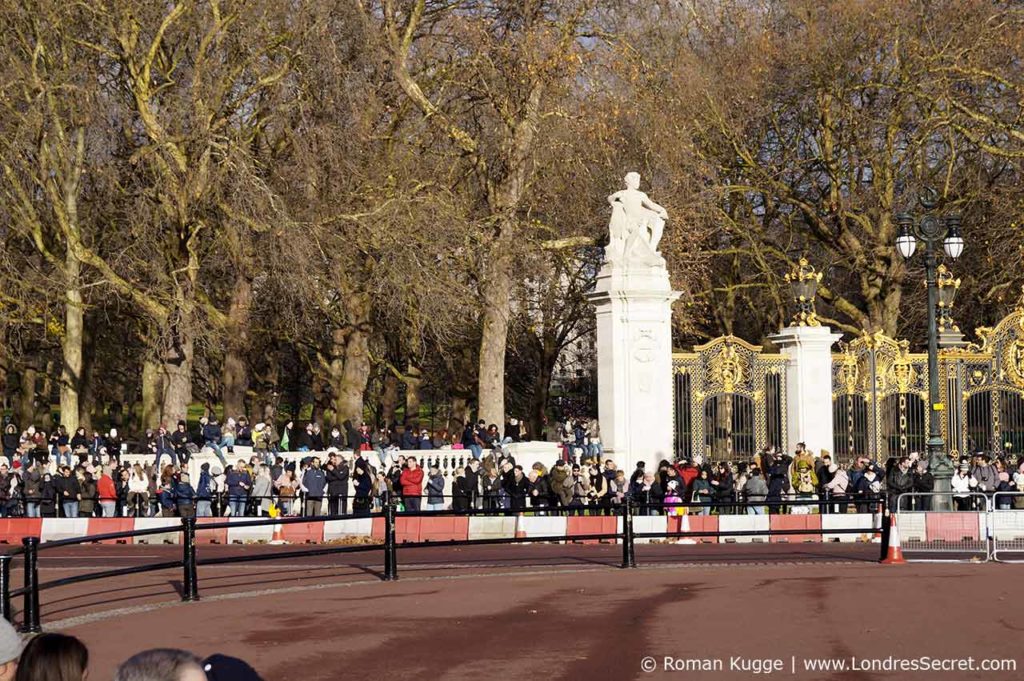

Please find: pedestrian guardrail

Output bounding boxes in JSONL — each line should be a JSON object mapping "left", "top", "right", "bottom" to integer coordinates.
{"left": 892, "top": 492, "right": 1024, "bottom": 564}
{"left": 991, "top": 492, "right": 1024, "bottom": 563}
{"left": 0, "top": 496, "right": 886, "bottom": 634}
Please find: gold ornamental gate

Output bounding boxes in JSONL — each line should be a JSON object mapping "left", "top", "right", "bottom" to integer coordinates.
{"left": 831, "top": 333, "right": 929, "bottom": 463}
{"left": 832, "top": 289, "right": 1024, "bottom": 461}
{"left": 945, "top": 293, "right": 1024, "bottom": 456}
{"left": 673, "top": 336, "right": 787, "bottom": 462}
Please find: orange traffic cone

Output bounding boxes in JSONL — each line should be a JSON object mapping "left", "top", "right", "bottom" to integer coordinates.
{"left": 879, "top": 514, "right": 906, "bottom": 564}
{"left": 676, "top": 510, "right": 696, "bottom": 544}
{"left": 270, "top": 522, "right": 285, "bottom": 545}
{"left": 515, "top": 512, "right": 526, "bottom": 540}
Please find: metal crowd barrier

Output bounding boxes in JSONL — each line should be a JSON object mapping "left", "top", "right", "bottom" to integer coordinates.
{"left": 895, "top": 492, "right": 992, "bottom": 562}
{"left": 991, "top": 492, "right": 1024, "bottom": 563}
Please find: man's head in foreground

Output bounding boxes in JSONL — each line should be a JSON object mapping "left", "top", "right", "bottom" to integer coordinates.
{"left": 0, "top": 618, "right": 21, "bottom": 681}
{"left": 114, "top": 649, "right": 206, "bottom": 681}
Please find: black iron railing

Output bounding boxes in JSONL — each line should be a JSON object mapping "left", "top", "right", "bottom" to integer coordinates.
{"left": 0, "top": 495, "right": 886, "bottom": 633}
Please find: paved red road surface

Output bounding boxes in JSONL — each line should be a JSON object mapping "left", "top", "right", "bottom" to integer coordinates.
{"left": 8, "top": 543, "right": 1020, "bottom": 680}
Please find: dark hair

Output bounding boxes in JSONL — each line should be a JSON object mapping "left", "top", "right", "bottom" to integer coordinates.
{"left": 16, "top": 633, "right": 89, "bottom": 681}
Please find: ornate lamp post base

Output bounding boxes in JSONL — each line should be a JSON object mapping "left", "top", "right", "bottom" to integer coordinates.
{"left": 927, "top": 435, "right": 953, "bottom": 511}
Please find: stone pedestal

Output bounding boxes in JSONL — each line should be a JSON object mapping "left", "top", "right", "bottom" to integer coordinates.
{"left": 588, "top": 260, "right": 680, "bottom": 475}
{"left": 769, "top": 325, "right": 842, "bottom": 456}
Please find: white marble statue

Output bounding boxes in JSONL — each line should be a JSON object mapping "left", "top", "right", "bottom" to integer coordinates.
{"left": 606, "top": 171, "right": 668, "bottom": 264}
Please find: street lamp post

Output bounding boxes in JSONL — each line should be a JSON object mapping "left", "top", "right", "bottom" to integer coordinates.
{"left": 894, "top": 189, "right": 964, "bottom": 511}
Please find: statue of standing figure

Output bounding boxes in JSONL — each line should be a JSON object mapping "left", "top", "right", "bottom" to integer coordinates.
{"left": 606, "top": 172, "right": 668, "bottom": 265}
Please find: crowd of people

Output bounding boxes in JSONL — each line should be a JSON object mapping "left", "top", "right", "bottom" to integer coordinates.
{"left": 2, "top": 411, "right": 1022, "bottom": 518}
{"left": 1, "top": 414, "right": 537, "bottom": 471}
{"left": 0, "top": 620, "right": 263, "bottom": 681}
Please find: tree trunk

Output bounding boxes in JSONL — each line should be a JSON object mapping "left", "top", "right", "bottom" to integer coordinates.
{"left": 60, "top": 244, "right": 84, "bottom": 434}
{"left": 404, "top": 365, "right": 423, "bottom": 426}
{"left": 141, "top": 360, "right": 163, "bottom": 429}
{"left": 329, "top": 294, "right": 372, "bottom": 428}
{"left": 529, "top": 352, "right": 557, "bottom": 443}
{"left": 17, "top": 366, "right": 36, "bottom": 429}
{"left": 0, "top": 340, "right": 8, "bottom": 414}
{"left": 78, "top": 323, "right": 96, "bottom": 432}
{"left": 380, "top": 373, "right": 399, "bottom": 427}
{"left": 867, "top": 283, "right": 902, "bottom": 337}
{"left": 221, "top": 274, "right": 252, "bottom": 420}
{"left": 449, "top": 396, "right": 468, "bottom": 433}
{"left": 477, "top": 253, "right": 513, "bottom": 428}
{"left": 38, "top": 361, "right": 55, "bottom": 427}
{"left": 161, "top": 334, "right": 193, "bottom": 428}
{"left": 311, "top": 374, "right": 327, "bottom": 426}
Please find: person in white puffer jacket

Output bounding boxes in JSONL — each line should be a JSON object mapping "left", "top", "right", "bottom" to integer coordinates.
{"left": 950, "top": 462, "right": 973, "bottom": 511}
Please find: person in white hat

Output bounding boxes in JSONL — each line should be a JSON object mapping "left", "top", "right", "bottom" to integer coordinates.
{"left": 0, "top": 617, "right": 22, "bottom": 680}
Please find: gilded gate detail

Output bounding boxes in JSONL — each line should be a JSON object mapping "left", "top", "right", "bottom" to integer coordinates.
{"left": 672, "top": 336, "right": 787, "bottom": 462}
{"left": 831, "top": 333, "right": 930, "bottom": 462}
{"left": 672, "top": 292, "right": 1024, "bottom": 463}
{"left": 831, "top": 289, "right": 1024, "bottom": 461}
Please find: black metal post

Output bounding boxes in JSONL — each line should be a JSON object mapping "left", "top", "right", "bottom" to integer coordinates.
{"left": 923, "top": 248, "right": 953, "bottom": 510}
{"left": 21, "top": 537, "right": 40, "bottom": 633}
{"left": 182, "top": 517, "right": 200, "bottom": 602}
{"left": 621, "top": 497, "right": 636, "bottom": 568}
{"left": 383, "top": 498, "right": 398, "bottom": 581}
{"left": 0, "top": 555, "right": 10, "bottom": 623}
{"left": 898, "top": 199, "right": 956, "bottom": 511}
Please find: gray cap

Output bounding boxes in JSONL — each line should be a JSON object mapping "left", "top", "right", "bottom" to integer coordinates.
{"left": 0, "top": 618, "right": 22, "bottom": 664}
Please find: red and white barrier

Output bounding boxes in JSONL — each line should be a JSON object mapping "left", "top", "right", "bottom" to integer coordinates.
{"left": 416, "top": 516, "right": 469, "bottom": 543}
{"left": 566, "top": 516, "right": 617, "bottom": 544}
{"left": 516, "top": 515, "right": 567, "bottom": 540}
{"left": 769, "top": 514, "right": 822, "bottom": 543}
{"left": 467, "top": 516, "right": 516, "bottom": 541}
{"left": 132, "top": 518, "right": 181, "bottom": 545}
{"left": 0, "top": 511, "right": 905, "bottom": 547}
{"left": 618, "top": 515, "right": 667, "bottom": 544}
{"left": 992, "top": 510, "right": 1024, "bottom": 541}
{"left": 40, "top": 518, "right": 89, "bottom": 542}
{"left": 821, "top": 513, "right": 876, "bottom": 543}
{"left": 718, "top": 515, "right": 769, "bottom": 543}
{"left": 227, "top": 517, "right": 274, "bottom": 544}
{"left": 322, "top": 517, "right": 374, "bottom": 542}
{"left": 924, "top": 512, "right": 982, "bottom": 542}
{"left": 0, "top": 519, "right": 41, "bottom": 544}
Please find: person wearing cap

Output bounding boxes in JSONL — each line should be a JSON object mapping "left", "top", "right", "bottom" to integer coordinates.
{"left": 171, "top": 421, "right": 191, "bottom": 467}
{"left": 201, "top": 415, "right": 228, "bottom": 468}
{"left": 195, "top": 463, "right": 214, "bottom": 517}
{"left": 566, "top": 463, "right": 590, "bottom": 514}
{"left": 0, "top": 617, "right": 21, "bottom": 680}
{"left": 853, "top": 465, "right": 881, "bottom": 514}
{"left": 823, "top": 464, "right": 849, "bottom": 514}
{"left": 743, "top": 466, "right": 769, "bottom": 514}
{"left": 971, "top": 454, "right": 998, "bottom": 501}
{"left": 300, "top": 457, "right": 327, "bottom": 516}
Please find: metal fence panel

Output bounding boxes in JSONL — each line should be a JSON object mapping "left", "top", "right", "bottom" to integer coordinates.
{"left": 895, "top": 493, "right": 991, "bottom": 562}
{"left": 992, "top": 493, "right": 1024, "bottom": 563}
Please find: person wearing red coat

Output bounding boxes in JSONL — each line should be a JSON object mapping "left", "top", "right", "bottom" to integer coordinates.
{"left": 399, "top": 457, "right": 425, "bottom": 512}
{"left": 97, "top": 469, "right": 118, "bottom": 517}
{"left": 675, "top": 459, "right": 699, "bottom": 499}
